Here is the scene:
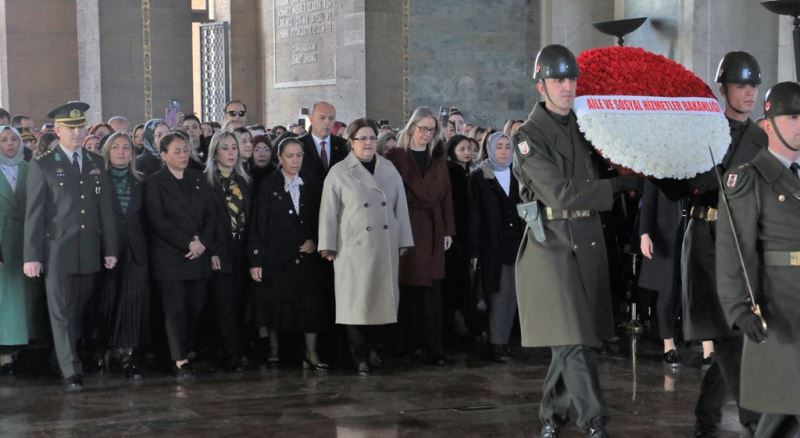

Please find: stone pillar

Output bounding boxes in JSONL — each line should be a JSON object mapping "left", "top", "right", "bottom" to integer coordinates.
{"left": 540, "top": 0, "right": 615, "bottom": 52}
{"left": 77, "top": 0, "right": 192, "bottom": 125}
{"left": 0, "top": 0, "right": 79, "bottom": 124}
{"left": 213, "top": 0, "right": 264, "bottom": 125}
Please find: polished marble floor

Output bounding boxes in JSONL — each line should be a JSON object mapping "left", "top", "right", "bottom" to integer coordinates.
{"left": 0, "top": 337, "right": 743, "bottom": 437}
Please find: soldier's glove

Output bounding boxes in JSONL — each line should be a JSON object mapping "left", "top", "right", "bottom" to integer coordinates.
{"left": 735, "top": 312, "right": 768, "bottom": 343}
{"left": 611, "top": 175, "right": 643, "bottom": 194}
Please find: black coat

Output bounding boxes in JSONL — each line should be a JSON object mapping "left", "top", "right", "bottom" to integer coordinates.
{"left": 106, "top": 170, "right": 148, "bottom": 266}
{"left": 209, "top": 171, "right": 251, "bottom": 274}
{"left": 467, "top": 162, "right": 524, "bottom": 294}
{"left": 297, "top": 132, "right": 348, "bottom": 195}
{"left": 637, "top": 179, "right": 686, "bottom": 291}
{"left": 135, "top": 153, "right": 163, "bottom": 178}
{"left": 247, "top": 171, "right": 320, "bottom": 274}
{"left": 144, "top": 167, "right": 215, "bottom": 281}
{"left": 447, "top": 160, "right": 470, "bottom": 239}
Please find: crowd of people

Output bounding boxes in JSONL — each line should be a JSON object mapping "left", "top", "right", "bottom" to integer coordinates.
{"left": 0, "top": 45, "right": 798, "bottom": 438}
{"left": 0, "top": 98, "right": 532, "bottom": 387}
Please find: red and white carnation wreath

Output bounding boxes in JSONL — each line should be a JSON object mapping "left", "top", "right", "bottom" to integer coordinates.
{"left": 574, "top": 46, "right": 730, "bottom": 179}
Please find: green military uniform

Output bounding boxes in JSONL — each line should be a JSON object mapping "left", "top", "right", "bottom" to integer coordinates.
{"left": 23, "top": 102, "right": 118, "bottom": 380}
{"left": 716, "top": 81, "right": 800, "bottom": 437}
{"left": 717, "top": 148, "right": 800, "bottom": 435}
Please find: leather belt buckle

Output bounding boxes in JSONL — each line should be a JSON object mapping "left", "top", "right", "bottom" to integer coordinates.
{"left": 791, "top": 251, "right": 800, "bottom": 266}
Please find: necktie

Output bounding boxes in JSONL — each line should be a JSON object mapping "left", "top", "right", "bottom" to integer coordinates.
{"left": 791, "top": 162, "right": 800, "bottom": 179}
{"left": 320, "top": 140, "right": 328, "bottom": 170}
{"left": 72, "top": 152, "right": 81, "bottom": 173}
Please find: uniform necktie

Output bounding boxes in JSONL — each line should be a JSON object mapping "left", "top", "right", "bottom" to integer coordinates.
{"left": 320, "top": 140, "right": 328, "bottom": 170}
{"left": 791, "top": 162, "right": 800, "bottom": 179}
{"left": 72, "top": 152, "right": 80, "bottom": 173}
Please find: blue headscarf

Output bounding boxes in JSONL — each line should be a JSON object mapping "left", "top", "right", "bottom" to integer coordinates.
{"left": 0, "top": 126, "right": 25, "bottom": 165}
{"left": 485, "top": 132, "right": 513, "bottom": 171}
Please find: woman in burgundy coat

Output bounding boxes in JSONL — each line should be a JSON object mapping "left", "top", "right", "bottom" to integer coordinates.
{"left": 385, "top": 107, "right": 455, "bottom": 364}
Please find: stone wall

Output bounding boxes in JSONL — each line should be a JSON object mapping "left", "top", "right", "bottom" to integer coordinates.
{"left": 0, "top": 0, "right": 79, "bottom": 125}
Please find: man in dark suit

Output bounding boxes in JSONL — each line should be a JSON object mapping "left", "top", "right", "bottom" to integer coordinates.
{"left": 23, "top": 101, "right": 118, "bottom": 392}
{"left": 298, "top": 101, "right": 348, "bottom": 193}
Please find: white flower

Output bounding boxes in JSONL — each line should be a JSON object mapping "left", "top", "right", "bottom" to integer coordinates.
{"left": 576, "top": 112, "right": 730, "bottom": 179}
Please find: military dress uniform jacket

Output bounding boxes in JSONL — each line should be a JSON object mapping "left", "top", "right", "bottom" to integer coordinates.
{"left": 512, "top": 103, "right": 616, "bottom": 348}
{"left": 24, "top": 147, "right": 118, "bottom": 274}
{"left": 716, "top": 149, "right": 800, "bottom": 415}
{"left": 682, "top": 119, "right": 766, "bottom": 340}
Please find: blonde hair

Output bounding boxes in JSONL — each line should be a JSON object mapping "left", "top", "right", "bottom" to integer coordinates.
{"left": 397, "top": 107, "right": 441, "bottom": 157}
{"left": 205, "top": 130, "right": 251, "bottom": 187}
{"left": 102, "top": 132, "right": 143, "bottom": 181}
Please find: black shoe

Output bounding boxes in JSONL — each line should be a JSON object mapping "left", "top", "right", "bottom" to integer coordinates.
{"left": 586, "top": 423, "right": 609, "bottom": 438}
{"left": 369, "top": 351, "right": 383, "bottom": 369}
{"left": 540, "top": 422, "right": 560, "bottom": 438}
{"left": 122, "top": 356, "right": 143, "bottom": 380}
{"left": 694, "top": 423, "right": 717, "bottom": 438}
{"left": 0, "top": 362, "right": 15, "bottom": 376}
{"left": 492, "top": 345, "right": 511, "bottom": 363}
{"left": 356, "top": 362, "right": 370, "bottom": 376}
{"left": 174, "top": 362, "right": 194, "bottom": 382}
{"left": 427, "top": 354, "right": 446, "bottom": 366}
{"left": 302, "top": 356, "right": 329, "bottom": 372}
{"left": 702, "top": 353, "right": 715, "bottom": 371}
{"left": 227, "top": 358, "right": 245, "bottom": 373}
{"left": 663, "top": 349, "right": 681, "bottom": 367}
{"left": 63, "top": 375, "right": 83, "bottom": 392}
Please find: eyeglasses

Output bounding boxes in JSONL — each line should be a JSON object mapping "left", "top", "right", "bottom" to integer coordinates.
{"left": 415, "top": 125, "right": 436, "bottom": 134}
{"left": 352, "top": 135, "right": 378, "bottom": 142}
{"left": 227, "top": 110, "right": 246, "bottom": 117}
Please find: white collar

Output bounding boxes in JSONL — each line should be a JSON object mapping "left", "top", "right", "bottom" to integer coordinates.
{"left": 312, "top": 133, "right": 331, "bottom": 146}
{"left": 59, "top": 144, "right": 82, "bottom": 159}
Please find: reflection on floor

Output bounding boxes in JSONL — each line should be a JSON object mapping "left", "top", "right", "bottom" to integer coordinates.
{"left": 0, "top": 336, "right": 742, "bottom": 437}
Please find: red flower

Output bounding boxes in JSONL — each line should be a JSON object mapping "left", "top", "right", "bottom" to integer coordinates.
{"left": 576, "top": 47, "right": 714, "bottom": 98}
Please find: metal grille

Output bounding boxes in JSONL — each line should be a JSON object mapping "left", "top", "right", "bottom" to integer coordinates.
{"left": 200, "top": 22, "right": 230, "bottom": 123}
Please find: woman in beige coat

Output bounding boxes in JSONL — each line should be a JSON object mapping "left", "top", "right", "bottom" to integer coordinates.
{"left": 318, "top": 118, "right": 413, "bottom": 376}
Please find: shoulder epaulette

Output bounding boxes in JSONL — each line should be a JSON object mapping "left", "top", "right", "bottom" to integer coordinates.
{"left": 35, "top": 148, "right": 55, "bottom": 160}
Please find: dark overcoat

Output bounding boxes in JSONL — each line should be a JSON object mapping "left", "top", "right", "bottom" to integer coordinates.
{"left": 511, "top": 103, "right": 616, "bottom": 348}
{"left": 682, "top": 119, "right": 765, "bottom": 340}
{"left": 716, "top": 149, "right": 800, "bottom": 415}
{"left": 385, "top": 146, "right": 456, "bottom": 287}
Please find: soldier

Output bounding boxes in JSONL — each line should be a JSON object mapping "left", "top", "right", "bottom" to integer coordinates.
{"left": 512, "top": 44, "right": 642, "bottom": 438}
{"left": 681, "top": 51, "right": 764, "bottom": 437}
{"left": 23, "top": 102, "right": 118, "bottom": 392}
{"left": 716, "top": 81, "right": 800, "bottom": 438}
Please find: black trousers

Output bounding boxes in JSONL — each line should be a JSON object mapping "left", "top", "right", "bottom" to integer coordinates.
{"left": 45, "top": 272, "right": 97, "bottom": 378}
{"left": 656, "top": 277, "right": 681, "bottom": 339}
{"left": 695, "top": 335, "right": 761, "bottom": 430}
{"left": 755, "top": 414, "right": 800, "bottom": 438}
{"left": 399, "top": 281, "right": 443, "bottom": 357}
{"left": 159, "top": 279, "right": 208, "bottom": 361}
{"left": 540, "top": 345, "right": 608, "bottom": 430}
{"left": 209, "top": 241, "right": 245, "bottom": 362}
{"left": 345, "top": 325, "right": 386, "bottom": 365}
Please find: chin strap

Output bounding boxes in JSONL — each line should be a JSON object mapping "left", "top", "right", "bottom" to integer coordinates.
{"left": 769, "top": 117, "right": 800, "bottom": 152}
{"left": 541, "top": 80, "right": 568, "bottom": 114}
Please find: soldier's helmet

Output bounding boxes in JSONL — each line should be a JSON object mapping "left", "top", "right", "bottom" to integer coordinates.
{"left": 715, "top": 51, "right": 761, "bottom": 85}
{"left": 533, "top": 44, "right": 580, "bottom": 81}
{"left": 764, "top": 82, "right": 800, "bottom": 117}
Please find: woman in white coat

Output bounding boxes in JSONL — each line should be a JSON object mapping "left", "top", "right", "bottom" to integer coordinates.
{"left": 318, "top": 118, "right": 414, "bottom": 376}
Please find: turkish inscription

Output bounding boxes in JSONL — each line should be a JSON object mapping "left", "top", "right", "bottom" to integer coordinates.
{"left": 274, "top": 0, "right": 336, "bottom": 87}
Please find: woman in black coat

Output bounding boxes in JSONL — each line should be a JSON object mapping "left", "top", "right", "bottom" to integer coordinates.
{"left": 95, "top": 133, "right": 150, "bottom": 379}
{"left": 443, "top": 135, "right": 472, "bottom": 337}
{"left": 248, "top": 137, "right": 330, "bottom": 370}
{"left": 467, "top": 132, "right": 524, "bottom": 362}
{"left": 205, "top": 131, "right": 252, "bottom": 371}
{"left": 637, "top": 179, "right": 688, "bottom": 366}
{"left": 144, "top": 132, "right": 215, "bottom": 380}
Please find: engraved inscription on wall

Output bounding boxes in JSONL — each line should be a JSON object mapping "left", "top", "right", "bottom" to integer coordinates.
{"left": 273, "top": 0, "right": 336, "bottom": 87}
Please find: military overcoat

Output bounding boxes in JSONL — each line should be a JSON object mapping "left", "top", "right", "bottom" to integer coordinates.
{"left": 512, "top": 103, "right": 616, "bottom": 348}
{"left": 716, "top": 149, "right": 800, "bottom": 415}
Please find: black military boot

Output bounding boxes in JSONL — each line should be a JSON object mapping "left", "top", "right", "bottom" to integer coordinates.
{"left": 586, "top": 418, "right": 609, "bottom": 438}
{"left": 540, "top": 422, "right": 561, "bottom": 438}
